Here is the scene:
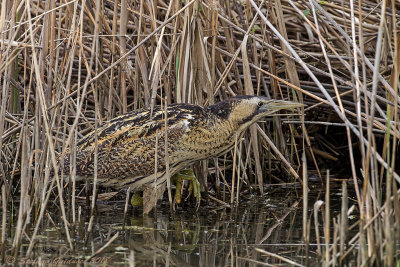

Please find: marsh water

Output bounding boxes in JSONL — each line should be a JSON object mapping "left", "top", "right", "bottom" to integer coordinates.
{"left": 3, "top": 182, "right": 356, "bottom": 266}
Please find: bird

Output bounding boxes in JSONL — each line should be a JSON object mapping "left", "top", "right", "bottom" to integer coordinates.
{"left": 58, "top": 95, "right": 303, "bottom": 213}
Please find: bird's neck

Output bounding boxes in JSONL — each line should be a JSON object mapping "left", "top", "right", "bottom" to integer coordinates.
{"left": 207, "top": 113, "right": 249, "bottom": 140}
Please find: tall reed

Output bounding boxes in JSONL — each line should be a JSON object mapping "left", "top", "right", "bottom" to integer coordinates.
{"left": 0, "top": 0, "right": 398, "bottom": 264}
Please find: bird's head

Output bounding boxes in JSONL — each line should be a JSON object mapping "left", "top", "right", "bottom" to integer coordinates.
{"left": 207, "top": 95, "right": 303, "bottom": 133}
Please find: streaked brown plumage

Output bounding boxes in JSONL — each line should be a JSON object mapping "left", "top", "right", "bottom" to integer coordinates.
{"left": 59, "top": 96, "right": 302, "bottom": 211}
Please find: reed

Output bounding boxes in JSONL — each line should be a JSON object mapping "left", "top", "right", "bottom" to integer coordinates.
{"left": 0, "top": 0, "right": 399, "bottom": 265}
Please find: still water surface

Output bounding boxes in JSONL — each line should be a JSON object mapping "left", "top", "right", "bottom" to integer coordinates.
{"left": 6, "top": 183, "right": 350, "bottom": 266}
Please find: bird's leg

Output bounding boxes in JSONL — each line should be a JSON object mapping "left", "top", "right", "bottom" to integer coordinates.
{"left": 171, "top": 169, "right": 201, "bottom": 206}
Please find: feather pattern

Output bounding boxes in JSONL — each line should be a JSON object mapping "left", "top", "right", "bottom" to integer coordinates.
{"left": 59, "top": 96, "right": 302, "bottom": 192}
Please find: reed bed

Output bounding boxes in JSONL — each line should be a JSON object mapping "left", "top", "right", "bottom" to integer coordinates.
{"left": 0, "top": 0, "right": 399, "bottom": 265}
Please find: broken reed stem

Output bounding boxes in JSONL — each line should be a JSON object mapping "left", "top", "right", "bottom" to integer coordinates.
{"left": 314, "top": 199, "right": 323, "bottom": 257}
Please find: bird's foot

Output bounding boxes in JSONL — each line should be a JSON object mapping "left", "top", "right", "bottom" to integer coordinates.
{"left": 171, "top": 169, "right": 201, "bottom": 208}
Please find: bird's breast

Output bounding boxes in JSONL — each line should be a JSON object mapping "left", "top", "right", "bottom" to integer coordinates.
{"left": 170, "top": 120, "right": 237, "bottom": 163}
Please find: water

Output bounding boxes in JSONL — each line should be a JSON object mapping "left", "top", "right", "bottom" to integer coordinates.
{"left": 2, "top": 183, "right": 351, "bottom": 266}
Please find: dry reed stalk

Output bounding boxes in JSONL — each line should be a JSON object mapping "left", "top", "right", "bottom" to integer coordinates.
{"left": 302, "top": 151, "right": 309, "bottom": 264}
{"left": 0, "top": 0, "right": 399, "bottom": 263}
{"left": 230, "top": 136, "right": 238, "bottom": 205}
{"left": 128, "top": 250, "right": 135, "bottom": 267}
{"left": 122, "top": 187, "right": 131, "bottom": 229}
{"left": 163, "top": 105, "right": 172, "bottom": 210}
{"left": 311, "top": 0, "right": 360, "bottom": 192}
{"left": 282, "top": 1, "right": 399, "bottom": 184}
{"left": 339, "top": 181, "right": 348, "bottom": 261}
{"left": 256, "top": 125, "right": 299, "bottom": 180}
{"left": 24, "top": 0, "right": 73, "bottom": 251}
{"left": 88, "top": 0, "right": 102, "bottom": 236}
{"left": 324, "top": 170, "right": 330, "bottom": 264}
{"left": 1, "top": 185, "right": 6, "bottom": 247}
{"left": 120, "top": 0, "right": 128, "bottom": 113}
{"left": 314, "top": 199, "right": 323, "bottom": 257}
{"left": 255, "top": 248, "right": 305, "bottom": 267}
{"left": 11, "top": 125, "right": 29, "bottom": 251}
{"left": 89, "top": 232, "right": 119, "bottom": 260}
{"left": 274, "top": 0, "right": 314, "bottom": 182}
{"left": 258, "top": 200, "right": 299, "bottom": 244}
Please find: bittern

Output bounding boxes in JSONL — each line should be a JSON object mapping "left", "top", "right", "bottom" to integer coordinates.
{"left": 59, "top": 95, "right": 302, "bottom": 213}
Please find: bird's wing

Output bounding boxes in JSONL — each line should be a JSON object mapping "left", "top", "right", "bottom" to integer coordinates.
{"left": 77, "top": 104, "right": 204, "bottom": 151}
{"left": 70, "top": 104, "right": 206, "bottom": 182}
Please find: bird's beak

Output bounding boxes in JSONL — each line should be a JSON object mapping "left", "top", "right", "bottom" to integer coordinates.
{"left": 260, "top": 100, "right": 304, "bottom": 113}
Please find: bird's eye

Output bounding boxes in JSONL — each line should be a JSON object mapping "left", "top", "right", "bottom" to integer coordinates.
{"left": 257, "top": 102, "right": 263, "bottom": 107}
